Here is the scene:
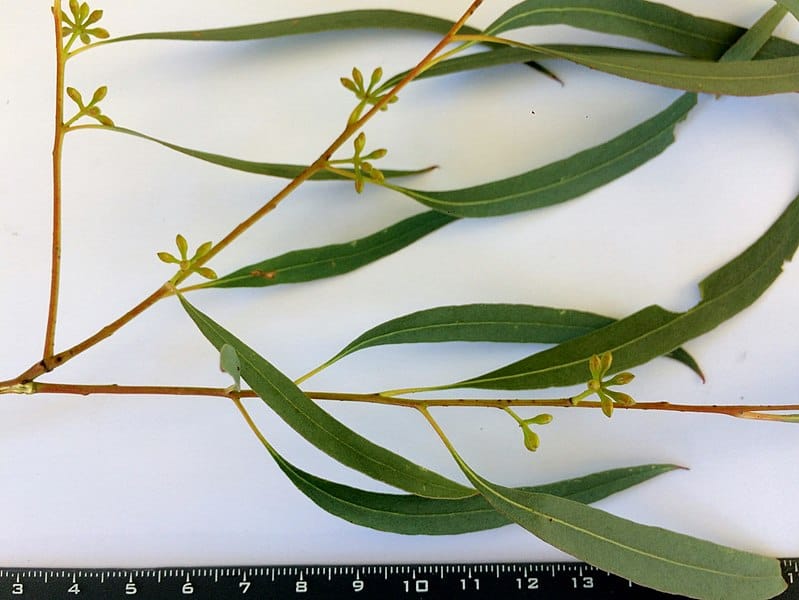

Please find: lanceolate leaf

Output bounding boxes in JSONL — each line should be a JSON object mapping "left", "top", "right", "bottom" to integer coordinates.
{"left": 95, "top": 126, "right": 431, "bottom": 181}
{"left": 311, "top": 304, "right": 702, "bottom": 381}
{"left": 104, "top": 10, "right": 478, "bottom": 44}
{"left": 449, "top": 192, "right": 799, "bottom": 390}
{"left": 179, "top": 296, "right": 471, "bottom": 499}
{"left": 389, "top": 93, "right": 696, "bottom": 218}
{"left": 207, "top": 211, "right": 455, "bottom": 289}
{"left": 450, "top": 453, "right": 786, "bottom": 599}
{"left": 270, "top": 453, "right": 682, "bottom": 535}
{"left": 486, "top": 0, "right": 799, "bottom": 60}
{"left": 499, "top": 44, "right": 799, "bottom": 96}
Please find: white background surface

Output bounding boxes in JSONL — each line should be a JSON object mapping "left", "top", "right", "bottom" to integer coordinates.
{"left": 1, "top": 1, "right": 798, "bottom": 568}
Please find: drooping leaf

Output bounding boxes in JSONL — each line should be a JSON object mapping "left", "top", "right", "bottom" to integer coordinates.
{"left": 179, "top": 296, "right": 471, "bottom": 499}
{"left": 486, "top": 0, "right": 799, "bottom": 60}
{"left": 206, "top": 211, "right": 455, "bottom": 289}
{"left": 446, "top": 192, "right": 799, "bottom": 390}
{"left": 492, "top": 43, "right": 799, "bottom": 96}
{"left": 104, "top": 10, "right": 478, "bottom": 44}
{"left": 450, "top": 452, "right": 786, "bottom": 599}
{"left": 94, "top": 126, "right": 432, "bottom": 181}
{"left": 271, "top": 453, "right": 683, "bottom": 535}
{"left": 308, "top": 304, "right": 702, "bottom": 381}
{"left": 389, "top": 93, "right": 696, "bottom": 218}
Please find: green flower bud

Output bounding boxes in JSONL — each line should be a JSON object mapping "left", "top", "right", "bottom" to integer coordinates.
{"left": 91, "top": 85, "right": 107, "bottom": 104}
{"left": 87, "top": 27, "right": 110, "bottom": 39}
{"left": 369, "top": 67, "right": 383, "bottom": 89}
{"left": 176, "top": 234, "right": 189, "bottom": 259}
{"left": 66, "top": 87, "right": 83, "bottom": 106}
{"left": 86, "top": 9, "right": 103, "bottom": 25}
{"left": 525, "top": 413, "right": 553, "bottom": 425}
{"left": 606, "top": 390, "right": 635, "bottom": 406}
{"left": 522, "top": 425, "right": 540, "bottom": 452}
{"left": 351, "top": 67, "right": 364, "bottom": 89}
{"left": 598, "top": 390, "right": 614, "bottom": 418}
{"left": 157, "top": 252, "right": 179, "bottom": 264}
{"left": 353, "top": 132, "right": 366, "bottom": 154}
{"left": 607, "top": 372, "right": 635, "bottom": 386}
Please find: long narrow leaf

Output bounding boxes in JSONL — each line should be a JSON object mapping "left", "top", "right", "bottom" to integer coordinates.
{"left": 450, "top": 192, "right": 799, "bottom": 390}
{"left": 487, "top": 0, "right": 799, "bottom": 60}
{"left": 207, "top": 211, "right": 455, "bottom": 289}
{"left": 104, "top": 10, "right": 477, "bottom": 44}
{"left": 451, "top": 453, "right": 786, "bottom": 599}
{"left": 271, "top": 453, "right": 682, "bottom": 535}
{"left": 311, "top": 304, "right": 703, "bottom": 381}
{"left": 95, "top": 126, "right": 430, "bottom": 181}
{"left": 179, "top": 296, "right": 471, "bottom": 499}
{"left": 500, "top": 44, "right": 799, "bottom": 96}
{"left": 390, "top": 93, "right": 696, "bottom": 218}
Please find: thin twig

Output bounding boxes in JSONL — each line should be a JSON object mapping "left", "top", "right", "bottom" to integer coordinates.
{"left": 43, "top": 2, "right": 66, "bottom": 359}
{"left": 14, "top": 382, "right": 799, "bottom": 421}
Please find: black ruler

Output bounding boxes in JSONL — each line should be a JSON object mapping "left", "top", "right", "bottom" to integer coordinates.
{"left": 0, "top": 560, "right": 796, "bottom": 599}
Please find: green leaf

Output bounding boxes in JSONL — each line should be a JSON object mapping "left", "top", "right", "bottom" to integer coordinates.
{"left": 310, "top": 303, "right": 702, "bottom": 381}
{"left": 776, "top": 0, "right": 799, "bottom": 21}
{"left": 486, "top": 0, "right": 799, "bottom": 60}
{"left": 449, "top": 192, "right": 799, "bottom": 390}
{"left": 502, "top": 44, "right": 799, "bottom": 96}
{"left": 105, "top": 10, "right": 479, "bottom": 44}
{"left": 206, "top": 211, "right": 454, "bottom": 289}
{"left": 453, "top": 455, "right": 786, "bottom": 599}
{"left": 389, "top": 93, "right": 696, "bottom": 217}
{"left": 94, "top": 126, "right": 431, "bottom": 181}
{"left": 178, "top": 296, "right": 471, "bottom": 499}
{"left": 719, "top": 5, "right": 788, "bottom": 64}
{"left": 267, "top": 439, "right": 683, "bottom": 535}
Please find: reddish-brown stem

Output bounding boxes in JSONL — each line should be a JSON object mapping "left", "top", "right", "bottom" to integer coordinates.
{"left": 44, "top": 2, "right": 66, "bottom": 359}
{"left": 19, "top": 383, "right": 799, "bottom": 420}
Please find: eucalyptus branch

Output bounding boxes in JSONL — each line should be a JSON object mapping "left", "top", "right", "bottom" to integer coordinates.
{"left": 10, "top": 382, "right": 799, "bottom": 422}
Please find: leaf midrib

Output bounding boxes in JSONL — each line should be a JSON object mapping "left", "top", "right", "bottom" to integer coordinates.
{"left": 492, "top": 484, "right": 773, "bottom": 582}
{"left": 216, "top": 219, "right": 442, "bottom": 285}
{"left": 488, "top": 6, "right": 731, "bottom": 49}
{"left": 342, "top": 318, "right": 599, "bottom": 356}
